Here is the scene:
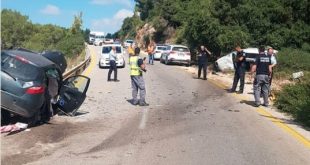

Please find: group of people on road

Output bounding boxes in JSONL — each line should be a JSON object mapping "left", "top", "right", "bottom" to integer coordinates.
{"left": 107, "top": 39, "right": 277, "bottom": 108}
{"left": 228, "top": 45, "right": 277, "bottom": 107}
{"left": 195, "top": 44, "right": 277, "bottom": 107}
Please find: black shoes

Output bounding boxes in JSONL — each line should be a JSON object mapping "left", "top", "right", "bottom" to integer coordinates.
{"left": 236, "top": 90, "right": 243, "bottom": 94}
{"left": 254, "top": 103, "right": 260, "bottom": 107}
{"left": 228, "top": 89, "right": 236, "bottom": 93}
{"left": 107, "top": 79, "right": 120, "bottom": 82}
{"left": 139, "top": 102, "right": 149, "bottom": 106}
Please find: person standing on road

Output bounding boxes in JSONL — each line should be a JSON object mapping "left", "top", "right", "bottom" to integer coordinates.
{"left": 130, "top": 47, "right": 149, "bottom": 106}
{"left": 229, "top": 46, "right": 246, "bottom": 94}
{"left": 128, "top": 43, "right": 135, "bottom": 64}
{"left": 267, "top": 47, "right": 277, "bottom": 93}
{"left": 147, "top": 41, "right": 155, "bottom": 65}
{"left": 107, "top": 46, "right": 119, "bottom": 82}
{"left": 197, "top": 45, "right": 211, "bottom": 80}
{"left": 252, "top": 46, "right": 272, "bottom": 107}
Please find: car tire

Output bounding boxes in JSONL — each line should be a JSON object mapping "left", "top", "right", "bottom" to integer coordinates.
{"left": 165, "top": 58, "right": 169, "bottom": 65}
{"left": 99, "top": 62, "right": 103, "bottom": 69}
{"left": 29, "top": 94, "right": 52, "bottom": 127}
{"left": 1, "top": 109, "right": 11, "bottom": 126}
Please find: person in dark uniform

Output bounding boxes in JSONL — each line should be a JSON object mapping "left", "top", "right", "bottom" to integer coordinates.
{"left": 197, "top": 45, "right": 211, "bottom": 80}
{"left": 252, "top": 46, "right": 272, "bottom": 107}
{"left": 229, "top": 46, "right": 246, "bottom": 93}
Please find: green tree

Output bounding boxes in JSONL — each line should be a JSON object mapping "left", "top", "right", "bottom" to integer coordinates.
{"left": 71, "top": 12, "right": 83, "bottom": 34}
{"left": 106, "top": 33, "right": 112, "bottom": 39}
{"left": 1, "top": 9, "right": 33, "bottom": 49}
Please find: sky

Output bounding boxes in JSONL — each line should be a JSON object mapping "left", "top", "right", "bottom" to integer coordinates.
{"left": 1, "top": 0, "right": 136, "bottom": 34}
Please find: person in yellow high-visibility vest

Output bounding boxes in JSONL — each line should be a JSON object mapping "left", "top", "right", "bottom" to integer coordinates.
{"left": 130, "top": 47, "right": 149, "bottom": 106}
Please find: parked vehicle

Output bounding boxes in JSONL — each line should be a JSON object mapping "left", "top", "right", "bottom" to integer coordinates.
{"left": 104, "top": 38, "right": 114, "bottom": 44}
{"left": 1, "top": 49, "right": 90, "bottom": 126}
{"left": 89, "top": 31, "right": 105, "bottom": 45}
{"left": 154, "top": 44, "right": 167, "bottom": 60}
{"left": 123, "top": 39, "right": 134, "bottom": 48}
{"left": 160, "top": 45, "right": 191, "bottom": 66}
{"left": 99, "top": 44, "right": 125, "bottom": 68}
{"left": 215, "top": 48, "right": 278, "bottom": 71}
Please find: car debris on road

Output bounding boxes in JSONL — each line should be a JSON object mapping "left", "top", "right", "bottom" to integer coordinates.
{"left": 1, "top": 122, "right": 28, "bottom": 134}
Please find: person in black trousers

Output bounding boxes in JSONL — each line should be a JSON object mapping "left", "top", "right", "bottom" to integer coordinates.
{"left": 197, "top": 45, "right": 211, "bottom": 80}
{"left": 229, "top": 46, "right": 246, "bottom": 93}
{"left": 108, "top": 46, "right": 119, "bottom": 82}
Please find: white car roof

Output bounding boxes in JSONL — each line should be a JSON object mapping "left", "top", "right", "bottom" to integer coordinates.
{"left": 102, "top": 44, "right": 122, "bottom": 47}
{"left": 242, "top": 48, "right": 259, "bottom": 54}
{"left": 168, "top": 45, "right": 188, "bottom": 48}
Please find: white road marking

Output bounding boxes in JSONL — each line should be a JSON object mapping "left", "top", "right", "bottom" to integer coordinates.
{"left": 139, "top": 109, "right": 148, "bottom": 130}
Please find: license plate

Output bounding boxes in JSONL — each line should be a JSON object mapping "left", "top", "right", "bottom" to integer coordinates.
{"left": 178, "top": 53, "right": 185, "bottom": 56}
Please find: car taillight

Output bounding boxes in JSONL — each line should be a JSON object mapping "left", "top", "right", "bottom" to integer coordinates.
{"left": 26, "top": 86, "right": 45, "bottom": 94}
{"left": 15, "top": 55, "right": 30, "bottom": 64}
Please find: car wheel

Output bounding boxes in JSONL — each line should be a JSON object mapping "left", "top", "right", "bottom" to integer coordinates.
{"left": 99, "top": 62, "right": 103, "bottom": 69}
{"left": 165, "top": 58, "right": 169, "bottom": 65}
{"left": 28, "top": 95, "right": 51, "bottom": 127}
{"left": 1, "top": 109, "right": 11, "bottom": 126}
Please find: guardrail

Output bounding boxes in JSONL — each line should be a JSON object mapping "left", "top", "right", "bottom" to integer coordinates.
{"left": 63, "top": 46, "right": 91, "bottom": 79}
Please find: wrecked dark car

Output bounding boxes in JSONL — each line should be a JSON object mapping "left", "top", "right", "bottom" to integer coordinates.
{"left": 1, "top": 49, "right": 90, "bottom": 126}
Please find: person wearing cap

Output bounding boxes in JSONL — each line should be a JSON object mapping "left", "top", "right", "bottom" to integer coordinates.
{"left": 107, "top": 46, "right": 119, "bottom": 82}
{"left": 252, "top": 46, "right": 273, "bottom": 107}
{"left": 129, "top": 47, "right": 149, "bottom": 106}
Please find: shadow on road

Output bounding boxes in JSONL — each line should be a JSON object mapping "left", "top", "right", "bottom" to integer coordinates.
{"left": 240, "top": 100, "right": 257, "bottom": 107}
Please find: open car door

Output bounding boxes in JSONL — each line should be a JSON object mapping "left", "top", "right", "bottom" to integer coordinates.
{"left": 57, "top": 75, "right": 90, "bottom": 116}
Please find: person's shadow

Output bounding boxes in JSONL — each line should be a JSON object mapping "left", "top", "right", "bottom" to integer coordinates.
{"left": 240, "top": 100, "right": 257, "bottom": 107}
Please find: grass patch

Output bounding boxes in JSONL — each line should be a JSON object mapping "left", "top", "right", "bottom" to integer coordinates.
{"left": 66, "top": 48, "right": 86, "bottom": 71}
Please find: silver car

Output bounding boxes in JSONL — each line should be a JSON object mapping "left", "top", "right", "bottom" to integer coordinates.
{"left": 160, "top": 45, "right": 191, "bottom": 66}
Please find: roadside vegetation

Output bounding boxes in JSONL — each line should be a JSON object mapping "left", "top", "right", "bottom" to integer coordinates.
{"left": 1, "top": 9, "right": 88, "bottom": 69}
{"left": 116, "top": 0, "right": 310, "bottom": 126}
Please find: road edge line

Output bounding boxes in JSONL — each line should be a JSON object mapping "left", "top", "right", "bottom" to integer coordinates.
{"left": 208, "top": 77, "right": 310, "bottom": 149}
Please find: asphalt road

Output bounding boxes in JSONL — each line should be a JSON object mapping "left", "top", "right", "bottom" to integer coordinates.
{"left": 1, "top": 45, "right": 310, "bottom": 165}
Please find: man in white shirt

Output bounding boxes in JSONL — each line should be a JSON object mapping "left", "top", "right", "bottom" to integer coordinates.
{"left": 108, "top": 46, "right": 119, "bottom": 82}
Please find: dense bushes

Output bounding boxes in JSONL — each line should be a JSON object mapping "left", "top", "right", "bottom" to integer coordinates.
{"left": 274, "top": 48, "right": 310, "bottom": 79}
{"left": 121, "top": 0, "right": 310, "bottom": 56}
{"left": 1, "top": 9, "right": 85, "bottom": 58}
{"left": 274, "top": 48, "right": 310, "bottom": 126}
{"left": 275, "top": 83, "right": 310, "bottom": 127}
